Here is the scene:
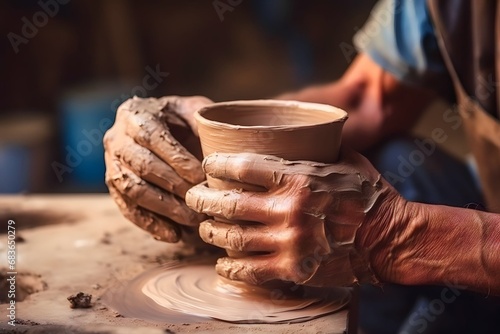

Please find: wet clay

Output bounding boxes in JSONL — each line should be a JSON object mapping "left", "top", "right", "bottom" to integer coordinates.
{"left": 105, "top": 96, "right": 209, "bottom": 243}
{"left": 195, "top": 100, "right": 348, "bottom": 164}
{"left": 103, "top": 259, "right": 350, "bottom": 324}
{"left": 195, "top": 100, "right": 347, "bottom": 259}
{"left": 105, "top": 100, "right": 350, "bottom": 324}
{"left": 187, "top": 151, "right": 385, "bottom": 287}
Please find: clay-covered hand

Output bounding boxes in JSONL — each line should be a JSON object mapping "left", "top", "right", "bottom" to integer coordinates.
{"left": 186, "top": 149, "right": 405, "bottom": 287}
{"left": 104, "top": 96, "right": 211, "bottom": 243}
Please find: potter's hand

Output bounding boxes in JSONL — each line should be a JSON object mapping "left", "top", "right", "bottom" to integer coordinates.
{"left": 186, "top": 150, "right": 405, "bottom": 287}
{"left": 104, "top": 96, "right": 211, "bottom": 243}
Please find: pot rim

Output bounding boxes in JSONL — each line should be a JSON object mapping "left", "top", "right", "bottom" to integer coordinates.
{"left": 195, "top": 99, "right": 348, "bottom": 130}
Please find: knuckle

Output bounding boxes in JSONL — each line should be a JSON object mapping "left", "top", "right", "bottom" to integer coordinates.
{"left": 104, "top": 172, "right": 113, "bottom": 187}
{"left": 159, "top": 95, "right": 179, "bottom": 109}
{"left": 226, "top": 225, "right": 245, "bottom": 251}
{"left": 104, "top": 157, "right": 121, "bottom": 183}
{"left": 237, "top": 152, "right": 259, "bottom": 167}
{"left": 123, "top": 182, "right": 144, "bottom": 201}
{"left": 139, "top": 151, "right": 156, "bottom": 174}
{"left": 205, "top": 154, "right": 241, "bottom": 179}
{"left": 220, "top": 192, "right": 240, "bottom": 219}
{"left": 128, "top": 111, "right": 161, "bottom": 145}
{"left": 103, "top": 128, "right": 115, "bottom": 149}
{"left": 133, "top": 124, "right": 153, "bottom": 145}
{"left": 116, "top": 98, "right": 134, "bottom": 113}
{"left": 113, "top": 173, "right": 144, "bottom": 200}
{"left": 126, "top": 148, "right": 154, "bottom": 176}
{"left": 264, "top": 196, "right": 286, "bottom": 220}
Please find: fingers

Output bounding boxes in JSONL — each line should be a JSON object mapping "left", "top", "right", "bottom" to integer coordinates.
{"left": 199, "top": 219, "right": 275, "bottom": 253}
{"left": 105, "top": 153, "right": 205, "bottom": 227}
{"left": 186, "top": 182, "right": 276, "bottom": 224}
{"left": 123, "top": 102, "right": 205, "bottom": 185}
{"left": 115, "top": 136, "right": 193, "bottom": 197}
{"left": 202, "top": 153, "right": 285, "bottom": 189}
{"left": 107, "top": 183, "right": 181, "bottom": 242}
{"left": 215, "top": 255, "right": 280, "bottom": 285}
{"left": 161, "top": 95, "right": 213, "bottom": 133}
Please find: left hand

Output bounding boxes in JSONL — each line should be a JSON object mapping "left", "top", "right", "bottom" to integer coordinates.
{"left": 104, "top": 96, "right": 211, "bottom": 243}
{"left": 186, "top": 149, "right": 405, "bottom": 287}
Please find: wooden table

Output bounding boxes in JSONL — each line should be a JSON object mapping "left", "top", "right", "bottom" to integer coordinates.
{"left": 0, "top": 195, "right": 349, "bottom": 333}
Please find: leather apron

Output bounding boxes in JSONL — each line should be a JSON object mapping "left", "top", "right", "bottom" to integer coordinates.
{"left": 427, "top": 0, "right": 500, "bottom": 212}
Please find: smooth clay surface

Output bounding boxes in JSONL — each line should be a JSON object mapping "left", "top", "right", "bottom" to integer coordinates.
{"left": 195, "top": 100, "right": 348, "bottom": 164}
{"left": 105, "top": 260, "right": 350, "bottom": 324}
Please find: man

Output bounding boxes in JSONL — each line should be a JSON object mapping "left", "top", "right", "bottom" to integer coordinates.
{"left": 104, "top": 0, "right": 500, "bottom": 332}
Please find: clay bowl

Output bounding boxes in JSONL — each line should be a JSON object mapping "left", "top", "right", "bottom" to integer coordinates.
{"left": 195, "top": 100, "right": 347, "bottom": 259}
{"left": 195, "top": 99, "right": 348, "bottom": 186}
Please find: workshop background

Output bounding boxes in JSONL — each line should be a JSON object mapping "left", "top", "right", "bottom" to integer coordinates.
{"left": 2, "top": 0, "right": 462, "bottom": 194}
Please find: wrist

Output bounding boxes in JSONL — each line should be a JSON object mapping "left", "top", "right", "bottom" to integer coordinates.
{"left": 354, "top": 189, "right": 421, "bottom": 284}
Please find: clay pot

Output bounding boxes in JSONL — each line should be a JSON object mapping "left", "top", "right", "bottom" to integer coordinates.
{"left": 195, "top": 99, "right": 348, "bottom": 257}
{"left": 196, "top": 99, "right": 347, "bottom": 182}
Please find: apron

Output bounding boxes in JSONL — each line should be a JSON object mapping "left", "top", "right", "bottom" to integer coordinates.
{"left": 428, "top": 0, "right": 500, "bottom": 213}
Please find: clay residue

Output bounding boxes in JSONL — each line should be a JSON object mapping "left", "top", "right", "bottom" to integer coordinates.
{"left": 187, "top": 150, "right": 386, "bottom": 287}
{"left": 103, "top": 259, "right": 350, "bottom": 324}
{"left": 0, "top": 270, "right": 47, "bottom": 303}
{"left": 118, "top": 96, "right": 205, "bottom": 184}
{"left": 67, "top": 292, "right": 93, "bottom": 309}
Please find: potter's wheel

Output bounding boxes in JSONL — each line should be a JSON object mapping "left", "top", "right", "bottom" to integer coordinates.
{"left": 104, "top": 259, "right": 350, "bottom": 324}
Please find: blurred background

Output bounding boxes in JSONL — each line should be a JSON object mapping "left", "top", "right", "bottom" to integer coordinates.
{"left": 0, "top": 0, "right": 380, "bottom": 193}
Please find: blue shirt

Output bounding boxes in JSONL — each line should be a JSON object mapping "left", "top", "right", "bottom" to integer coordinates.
{"left": 354, "top": 0, "right": 453, "bottom": 99}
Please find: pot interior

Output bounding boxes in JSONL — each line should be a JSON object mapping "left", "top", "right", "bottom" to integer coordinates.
{"left": 199, "top": 103, "right": 344, "bottom": 127}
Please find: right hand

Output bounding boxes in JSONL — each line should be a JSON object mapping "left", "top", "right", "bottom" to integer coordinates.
{"left": 185, "top": 149, "right": 401, "bottom": 287}
{"left": 104, "top": 96, "right": 212, "bottom": 243}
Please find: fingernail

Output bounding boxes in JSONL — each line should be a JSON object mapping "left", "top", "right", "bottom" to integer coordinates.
{"left": 215, "top": 257, "right": 231, "bottom": 276}
{"left": 199, "top": 221, "right": 214, "bottom": 243}
{"left": 184, "top": 188, "right": 197, "bottom": 209}
{"left": 202, "top": 153, "right": 217, "bottom": 172}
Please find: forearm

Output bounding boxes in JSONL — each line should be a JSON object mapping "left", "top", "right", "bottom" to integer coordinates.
{"left": 378, "top": 201, "right": 500, "bottom": 295}
{"left": 276, "top": 81, "right": 347, "bottom": 106}
{"left": 276, "top": 54, "right": 437, "bottom": 151}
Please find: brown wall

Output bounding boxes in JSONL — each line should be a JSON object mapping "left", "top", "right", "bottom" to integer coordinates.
{"left": 0, "top": 0, "right": 376, "bottom": 192}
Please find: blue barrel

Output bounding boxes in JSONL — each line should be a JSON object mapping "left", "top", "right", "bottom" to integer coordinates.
{"left": 58, "top": 84, "right": 129, "bottom": 192}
